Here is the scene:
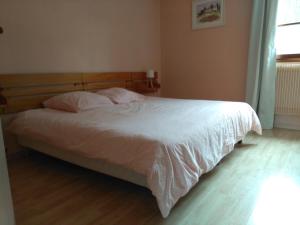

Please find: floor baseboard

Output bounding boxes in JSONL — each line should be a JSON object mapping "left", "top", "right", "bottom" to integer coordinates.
{"left": 274, "top": 114, "right": 300, "bottom": 130}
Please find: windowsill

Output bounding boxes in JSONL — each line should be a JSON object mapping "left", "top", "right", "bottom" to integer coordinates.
{"left": 277, "top": 54, "right": 300, "bottom": 62}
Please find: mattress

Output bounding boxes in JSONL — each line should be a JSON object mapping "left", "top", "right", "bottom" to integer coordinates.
{"left": 8, "top": 97, "right": 262, "bottom": 217}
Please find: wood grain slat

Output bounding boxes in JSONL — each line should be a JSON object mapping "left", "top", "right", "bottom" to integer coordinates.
{"left": 3, "top": 84, "right": 83, "bottom": 98}
{"left": 131, "top": 72, "right": 147, "bottom": 80}
{"left": 125, "top": 81, "right": 135, "bottom": 90}
{"left": 0, "top": 74, "right": 82, "bottom": 88}
{"left": 84, "top": 82, "right": 127, "bottom": 92}
{"left": 4, "top": 96, "right": 52, "bottom": 113}
{"left": 0, "top": 71, "right": 159, "bottom": 113}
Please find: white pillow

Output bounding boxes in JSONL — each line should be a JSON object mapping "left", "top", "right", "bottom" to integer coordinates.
{"left": 96, "top": 88, "right": 145, "bottom": 104}
{"left": 43, "top": 91, "right": 113, "bottom": 112}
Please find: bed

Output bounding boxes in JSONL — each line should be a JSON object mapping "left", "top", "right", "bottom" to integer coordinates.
{"left": 0, "top": 72, "right": 262, "bottom": 218}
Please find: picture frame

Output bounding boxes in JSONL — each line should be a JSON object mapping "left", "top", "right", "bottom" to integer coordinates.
{"left": 192, "top": 0, "right": 225, "bottom": 30}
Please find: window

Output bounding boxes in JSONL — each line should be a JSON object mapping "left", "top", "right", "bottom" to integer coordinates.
{"left": 275, "top": 0, "right": 300, "bottom": 61}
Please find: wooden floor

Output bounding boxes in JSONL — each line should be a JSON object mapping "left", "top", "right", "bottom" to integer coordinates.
{"left": 8, "top": 129, "right": 300, "bottom": 225}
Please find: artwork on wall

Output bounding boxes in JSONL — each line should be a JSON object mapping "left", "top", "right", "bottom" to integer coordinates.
{"left": 192, "top": 0, "right": 225, "bottom": 30}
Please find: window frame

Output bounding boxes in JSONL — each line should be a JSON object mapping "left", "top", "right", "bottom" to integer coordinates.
{"left": 277, "top": 54, "right": 300, "bottom": 62}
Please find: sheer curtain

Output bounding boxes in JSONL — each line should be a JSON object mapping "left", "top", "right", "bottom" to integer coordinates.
{"left": 245, "top": 0, "right": 278, "bottom": 129}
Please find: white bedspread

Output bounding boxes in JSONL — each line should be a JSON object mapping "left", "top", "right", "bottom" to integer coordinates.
{"left": 8, "top": 97, "right": 262, "bottom": 217}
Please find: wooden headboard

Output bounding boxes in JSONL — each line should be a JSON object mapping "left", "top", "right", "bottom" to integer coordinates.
{"left": 0, "top": 72, "right": 159, "bottom": 114}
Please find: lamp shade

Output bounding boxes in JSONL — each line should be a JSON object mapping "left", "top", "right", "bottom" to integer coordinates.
{"left": 146, "top": 69, "right": 155, "bottom": 79}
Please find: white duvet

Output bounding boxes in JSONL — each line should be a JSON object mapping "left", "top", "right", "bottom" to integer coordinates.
{"left": 9, "top": 97, "right": 262, "bottom": 217}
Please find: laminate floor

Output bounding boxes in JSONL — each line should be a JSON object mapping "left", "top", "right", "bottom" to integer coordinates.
{"left": 8, "top": 129, "right": 300, "bottom": 225}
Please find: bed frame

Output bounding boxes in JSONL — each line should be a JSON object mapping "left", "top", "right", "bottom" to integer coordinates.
{"left": 18, "top": 136, "right": 148, "bottom": 187}
{"left": 0, "top": 72, "right": 159, "bottom": 187}
{"left": 0, "top": 71, "right": 159, "bottom": 113}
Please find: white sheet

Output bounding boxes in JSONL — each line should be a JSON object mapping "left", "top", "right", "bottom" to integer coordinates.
{"left": 8, "top": 97, "right": 262, "bottom": 217}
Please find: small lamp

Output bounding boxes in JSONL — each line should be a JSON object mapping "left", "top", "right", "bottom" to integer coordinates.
{"left": 147, "top": 69, "right": 155, "bottom": 88}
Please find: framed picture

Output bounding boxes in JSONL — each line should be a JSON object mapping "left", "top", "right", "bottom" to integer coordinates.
{"left": 192, "top": 0, "right": 225, "bottom": 30}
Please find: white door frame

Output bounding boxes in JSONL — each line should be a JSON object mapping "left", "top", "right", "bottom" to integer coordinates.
{"left": 0, "top": 121, "right": 15, "bottom": 225}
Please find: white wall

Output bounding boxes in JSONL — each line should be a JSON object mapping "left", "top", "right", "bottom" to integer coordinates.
{"left": 0, "top": 0, "right": 161, "bottom": 74}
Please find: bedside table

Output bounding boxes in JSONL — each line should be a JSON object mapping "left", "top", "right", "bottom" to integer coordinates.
{"left": 136, "top": 80, "right": 160, "bottom": 96}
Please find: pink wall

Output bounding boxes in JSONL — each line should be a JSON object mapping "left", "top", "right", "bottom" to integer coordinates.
{"left": 161, "top": 0, "right": 252, "bottom": 101}
{"left": 0, "top": 0, "right": 161, "bottom": 74}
